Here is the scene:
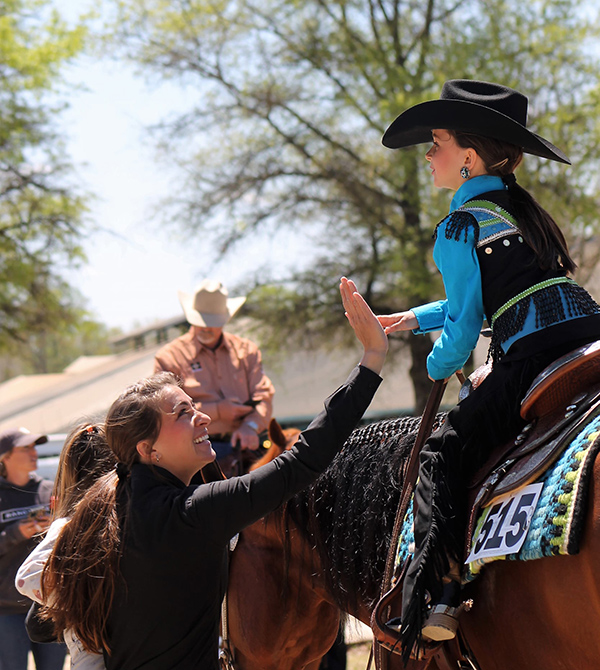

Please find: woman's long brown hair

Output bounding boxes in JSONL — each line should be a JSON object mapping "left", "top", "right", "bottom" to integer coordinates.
{"left": 41, "top": 372, "right": 181, "bottom": 654}
{"left": 452, "top": 130, "right": 576, "bottom": 274}
{"left": 42, "top": 472, "right": 121, "bottom": 653}
{"left": 52, "top": 423, "right": 116, "bottom": 520}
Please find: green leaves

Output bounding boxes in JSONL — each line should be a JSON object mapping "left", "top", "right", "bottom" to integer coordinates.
{"left": 107, "top": 0, "right": 600, "bottom": 409}
{"left": 0, "top": 0, "right": 93, "bottom": 366}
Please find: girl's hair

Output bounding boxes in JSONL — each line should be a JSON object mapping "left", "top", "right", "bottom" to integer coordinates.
{"left": 452, "top": 131, "right": 576, "bottom": 274}
{"left": 104, "top": 372, "right": 181, "bottom": 466}
{"left": 41, "top": 372, "right": 182, "bottom": 654}
{"left": 52, "top": 423, "right": 116, "bottom": 519}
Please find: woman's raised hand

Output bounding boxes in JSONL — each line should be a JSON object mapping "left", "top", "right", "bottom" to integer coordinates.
{"left": 377, "top": 311, "right": 418, "bottom": 334}
{"left": 340, "top": 277, "right": 388, "bottom": 375}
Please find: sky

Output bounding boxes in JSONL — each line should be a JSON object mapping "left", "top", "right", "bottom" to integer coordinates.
{"left": 58, "top": 58, "right": 196, "bottom": 331}
{"left": 55, "top": 2, "right": 304, "bottom": 333}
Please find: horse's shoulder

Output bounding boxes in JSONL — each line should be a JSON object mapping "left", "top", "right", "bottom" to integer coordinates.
{"left": 588, "top": 451, "right": 600, "bottom": 532}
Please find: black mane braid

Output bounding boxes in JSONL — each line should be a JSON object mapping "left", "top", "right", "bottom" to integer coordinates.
{"left": 285, "top": 415, "right": 443, "bottom": 613}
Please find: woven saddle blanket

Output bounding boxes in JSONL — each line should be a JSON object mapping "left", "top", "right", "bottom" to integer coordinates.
{"left": 395, "top": 413, "right": 600, "bottom": 581}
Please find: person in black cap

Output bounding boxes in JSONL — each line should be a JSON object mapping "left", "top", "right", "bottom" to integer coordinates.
{"left": 0, "top": 427, "right": 66, "bottom": 670}
{"left": 376, "top": 79, "right": 600, "bottom": 659}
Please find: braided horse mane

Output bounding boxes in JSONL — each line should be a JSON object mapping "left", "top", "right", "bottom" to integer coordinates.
{"left": 284, "top": 414, "right": 443, "bottom": 614}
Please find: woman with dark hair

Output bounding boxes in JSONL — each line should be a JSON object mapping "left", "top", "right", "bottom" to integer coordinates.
{"left": 16, "top": 423, "right": 116, "bottom": 670}
{"left": 0, "top": 428, "right": 66, "bottom": 670}
{"left": 39, "top": 278, "right": 388, "bottom": 670}
{"left": 378, "top": 79, "right": 600, "bottom": 658}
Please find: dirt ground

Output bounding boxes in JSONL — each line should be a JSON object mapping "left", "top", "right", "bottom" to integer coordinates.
{"left": 27, "top": 633, "right": 373, "bottom": 669}
{"left": 347, "top": 641, "right": 372, "bottom": 669}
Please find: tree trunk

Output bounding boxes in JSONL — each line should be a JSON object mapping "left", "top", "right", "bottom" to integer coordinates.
{"left": 409, "top": 333, "right": 432, "bottom": 415}
{"left": 400, "top": 151, "right": 435, "bottom": 415}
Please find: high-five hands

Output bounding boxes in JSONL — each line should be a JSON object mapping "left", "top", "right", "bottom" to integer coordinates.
{"left": 340, "top": 277, "right": 388, "bottom": 375}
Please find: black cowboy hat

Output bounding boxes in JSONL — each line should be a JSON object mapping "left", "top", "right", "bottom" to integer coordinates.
{"left": 382, "top": 79, "right": 570, "bottom": 164}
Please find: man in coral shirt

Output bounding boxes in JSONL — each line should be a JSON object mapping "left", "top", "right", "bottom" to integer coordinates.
{"left": 154, "top": 281, "right": 275, "bottom": 470}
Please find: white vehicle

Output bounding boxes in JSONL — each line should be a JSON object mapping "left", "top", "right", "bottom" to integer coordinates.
{"left": 35, "top": 434, "right": 66, "bottom": 481}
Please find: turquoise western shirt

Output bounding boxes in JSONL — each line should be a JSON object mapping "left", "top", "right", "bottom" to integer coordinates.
{"left": 412, "top": 176, "right": 506, "bottom": 380}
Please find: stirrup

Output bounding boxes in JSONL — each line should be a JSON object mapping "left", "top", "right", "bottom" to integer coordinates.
{"left": 382, "top": 617, "right": 438, "bottom": 662}
{"left": 385, "top": 617, "right": 402, "bottom": 633}
{"left": 422, "top": 599, "right": 473, "bottom": 642}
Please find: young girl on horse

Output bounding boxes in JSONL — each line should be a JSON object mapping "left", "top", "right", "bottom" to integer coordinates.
{"left": 377, "top": 79, "right": 600, "bottom": 659}
{"left": 38, "top": 278, "right": 388, "bottom": 670}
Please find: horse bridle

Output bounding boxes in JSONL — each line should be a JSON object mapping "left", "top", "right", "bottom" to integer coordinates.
{"left": 220, "top": 534, "right": 239, "bottom": 670}
{"left": 219, "top": 592, "right": 236, "bottom": 670}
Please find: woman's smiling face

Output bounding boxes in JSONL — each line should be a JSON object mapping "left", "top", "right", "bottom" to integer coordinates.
{"left": 425, "top": 129, "right": 469, "bottom": 191}
{"left": 145, "top": 385, "right": 214, "bottom": 485}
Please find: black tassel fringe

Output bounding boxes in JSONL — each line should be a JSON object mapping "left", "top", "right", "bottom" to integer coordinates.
{"left": 433, "top": 210, "right": 479, "bottom": 244}
{"left": 400, "top": 449, "right": 464, "bottom": 665}
{"left": 488, "top": 283, "right": 600, "bottom": 364}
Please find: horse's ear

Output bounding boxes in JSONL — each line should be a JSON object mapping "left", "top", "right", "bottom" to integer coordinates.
{"left": 268, "top": 418, "right": 287, "bottom": 448}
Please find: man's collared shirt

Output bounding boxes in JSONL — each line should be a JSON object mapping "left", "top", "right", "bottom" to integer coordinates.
{"left": 154, "top": 328, "right": 275, "bottom": 436}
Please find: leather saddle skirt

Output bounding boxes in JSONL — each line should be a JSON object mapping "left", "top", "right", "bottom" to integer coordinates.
{"left": 465, "top": 340, "right": 600, "bottom": 552}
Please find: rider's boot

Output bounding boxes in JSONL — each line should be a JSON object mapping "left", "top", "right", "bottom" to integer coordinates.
{"left": 421, "top": 581, "right": 464, "bottom": 642}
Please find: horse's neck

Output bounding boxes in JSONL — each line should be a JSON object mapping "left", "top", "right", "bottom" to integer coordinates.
{"left": 241, "top": 514, "right": 285, "bottom": 548}
{"left": 248, "top": 449, "right": 279, "bottom": 471}
{"left": 240, "top": 511, "right": 301, "bottom": 558}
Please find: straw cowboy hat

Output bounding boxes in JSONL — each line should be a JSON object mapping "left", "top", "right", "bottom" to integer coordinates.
{"left": 382, "top": 79, "right": 570, "bottom": 164}
{"left": 178, "top": 281, "right": 247, "bottom": 328}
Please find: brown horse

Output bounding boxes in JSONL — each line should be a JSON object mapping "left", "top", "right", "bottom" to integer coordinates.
{"left": 458, "top": 459, "right": 600, "bottom": 670}
{"left": 228, "top": 413, "right": 600, "bottom": 670}
{"left": 228, "top": 417, "right": 426, "bottom": 670}
{"left": 248, "top": 420, "right": 301, "bottom": 473}
{"left": 230, "top": 420, "right": 337, "bottom": 670}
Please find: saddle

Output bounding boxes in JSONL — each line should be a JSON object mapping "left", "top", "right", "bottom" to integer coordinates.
{"left": 371, "top": 339, "right": 600, "bottom": 664}
{"left": 466, "top": 340, "right": 600, "bottom": 551}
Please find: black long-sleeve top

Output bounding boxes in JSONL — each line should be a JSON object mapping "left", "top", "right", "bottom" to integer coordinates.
{"left": 105, "top": 365, "right": 382, "bottom": 670}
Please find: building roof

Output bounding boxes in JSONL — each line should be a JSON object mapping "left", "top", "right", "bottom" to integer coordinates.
{"left": 0, "top": 319, "right": 432, "bottom": 434}
{"left": 0, "top": 315, "right": 484, "bottom": 434}
{"left": 0, "top": 346, "right": 161, "bottom": 433}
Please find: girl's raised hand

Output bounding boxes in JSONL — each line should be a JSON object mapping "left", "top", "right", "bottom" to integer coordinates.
{"left": 340, "top": 277, "right": 388, "bottom": 374}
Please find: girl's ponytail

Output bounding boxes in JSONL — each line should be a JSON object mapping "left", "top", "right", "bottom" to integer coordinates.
{"left": 453, "top": 131, "right": 576, "bottom": 274}
{"left": 41, "top": 471, "right": 122, "bottom": 654}
{"left": 502, "top": 176, "right": 575, "bottom": 274}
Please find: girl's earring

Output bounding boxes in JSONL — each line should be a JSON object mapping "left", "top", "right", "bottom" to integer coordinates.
{"left": 460, "top": 166, "right": 471, "bottom": 180}
{"left": 155, "top": 453, "right": 161, "bottom": 463}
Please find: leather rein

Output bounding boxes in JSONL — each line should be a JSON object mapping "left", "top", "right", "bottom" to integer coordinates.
{"left": 220, "top": 534, "right": 239, "bottom": 670}
{"left": 369, "top": 378, "right": 448, "bottom": 670}
{"left": 369, "top": 372, "right": 483, "bottom": 670}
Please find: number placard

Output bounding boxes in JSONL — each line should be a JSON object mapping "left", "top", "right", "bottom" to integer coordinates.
{"left": 466, "top": 483, "right": 543, "bottom": 563}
